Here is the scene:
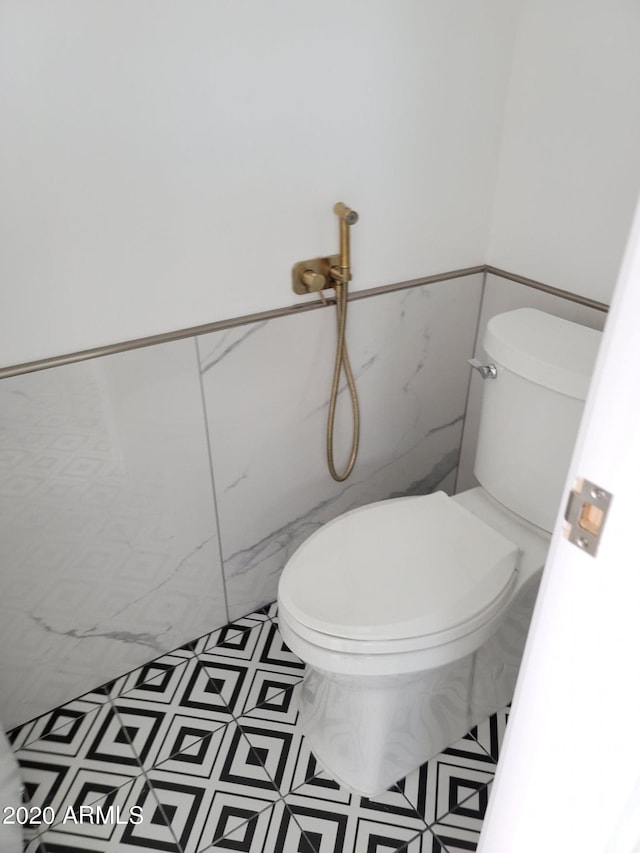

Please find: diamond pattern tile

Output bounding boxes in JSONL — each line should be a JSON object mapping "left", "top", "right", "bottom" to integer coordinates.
{"left": 7, "top": 603, "right": 506, "bottom": 852}
{"left": 429, "top": 781, "right": 494, "bottom": 852}
{"left": 468, "top": 708, "right": 510, "bottom": 763}
{"left": 399, "top": 736, "right": 498, "bottom": 826}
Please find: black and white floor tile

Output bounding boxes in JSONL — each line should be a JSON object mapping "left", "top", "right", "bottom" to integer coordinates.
{"left": 10, "top": 604, "right": 508, "bottom": 852}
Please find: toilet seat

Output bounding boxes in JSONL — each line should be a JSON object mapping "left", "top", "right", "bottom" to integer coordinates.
{"left": 278, "top": 491, "right": 521, "bottom": 660}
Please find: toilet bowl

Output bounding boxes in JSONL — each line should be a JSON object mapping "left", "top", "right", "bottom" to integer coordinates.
{"left": 278, "top": 308, "right": 602, "bottom": 796}
{"left": 280, "top": 490, "right": 523, "bottom": 675}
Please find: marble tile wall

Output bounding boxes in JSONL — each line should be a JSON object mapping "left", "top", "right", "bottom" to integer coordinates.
{"left": 198, "top": 275, "right": 484, "bottom": 619}
{"left": 1, "top": 270, "right": 606, "bottom": 731}
{"left": 0, "top": 340, "right": 226, "bottom": 729}
{"left": 0, "top": 274, "right": 484, "bottom": 728}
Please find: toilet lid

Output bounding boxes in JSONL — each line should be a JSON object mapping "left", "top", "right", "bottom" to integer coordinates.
{"left": 279, "top": 491, "right": 521, "bottom": 642}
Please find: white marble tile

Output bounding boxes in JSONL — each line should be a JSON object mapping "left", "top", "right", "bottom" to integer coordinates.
{"left": 457, "top": 273, "right": 608, "bottom": 493}
{"left": 0, "top": 339, "right": 226, "bottom": 729}
{"left": 199, "top": 276, "right": 483, "bottom": 619}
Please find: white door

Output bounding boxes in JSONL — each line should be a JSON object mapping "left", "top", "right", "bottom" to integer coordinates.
{"left": 478, "top": 198, "right": 640, "bottom": 852}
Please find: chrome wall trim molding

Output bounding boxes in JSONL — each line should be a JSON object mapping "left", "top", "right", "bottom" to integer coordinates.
{"left": 0, "top": 265, "right": 608, "bottom": 379}
{"left": 346, "top": 265, "right": 486, "bottom": 301}
{"left": 485, "top": 265, "right": 609, "bottom": 313}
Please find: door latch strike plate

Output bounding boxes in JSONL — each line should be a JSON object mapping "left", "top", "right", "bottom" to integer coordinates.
{"left": 563, "top": 477, "right": 612, "bottom": 557}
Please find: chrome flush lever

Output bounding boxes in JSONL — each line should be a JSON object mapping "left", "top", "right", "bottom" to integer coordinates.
{"left": 467, "top": 358, "right": 497, "bottom": 379}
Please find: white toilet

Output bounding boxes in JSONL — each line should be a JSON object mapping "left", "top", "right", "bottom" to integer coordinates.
{"left": 278, "top": 308, "right": 602, "bottom": 796}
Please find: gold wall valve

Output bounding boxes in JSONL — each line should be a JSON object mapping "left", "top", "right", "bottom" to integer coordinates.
{"left": 292, "top": 201, "right": 358, "bottom": 296}
{"left": 292, "top": 255, "right": 339, "bottom": 295}
{"left": 301, "top": 269, "right": 327, "bottom": 292}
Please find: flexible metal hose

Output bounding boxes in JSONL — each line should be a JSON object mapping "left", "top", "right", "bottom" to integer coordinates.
{"left": 326, "top": 283, "right": 360, "bottom": 481}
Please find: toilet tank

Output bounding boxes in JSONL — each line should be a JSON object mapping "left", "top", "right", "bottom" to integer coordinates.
{"left": 474, "top": 308, "right": 602, "bottom": 533}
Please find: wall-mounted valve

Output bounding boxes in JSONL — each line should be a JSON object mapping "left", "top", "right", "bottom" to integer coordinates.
{"left": 292, "top": 255, "right": 339, "bottom": 294}
{"left": 292, "top": 203, "right": 359, "bottom": 296}
{"left": 300, "top": 269, "right": 327, "bottom": 292}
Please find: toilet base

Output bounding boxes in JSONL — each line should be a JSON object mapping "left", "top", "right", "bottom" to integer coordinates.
{"left": 294, "top": 575, "right": 540, "bottom": 796}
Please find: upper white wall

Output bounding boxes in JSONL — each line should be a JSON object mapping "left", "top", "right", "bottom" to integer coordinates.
{"left": 487, "top": 0, "right": 640, "bottom": 306}
{"left": 0, "top": 0, "right": 520, "bottom": 367}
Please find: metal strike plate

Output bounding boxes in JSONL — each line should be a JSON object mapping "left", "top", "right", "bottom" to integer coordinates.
{"left": 292, "top": 255, "right": 339, "bottom": 295}
{"left": 563, "top": 477, "right": 612, "bottom": 557}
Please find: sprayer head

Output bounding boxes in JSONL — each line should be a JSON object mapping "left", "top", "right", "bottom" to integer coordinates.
{"left": 334, "top": 202, "right": 359, "bottom": 226}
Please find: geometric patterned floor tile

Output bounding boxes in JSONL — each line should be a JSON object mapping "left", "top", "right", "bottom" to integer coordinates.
{"left": 15, "top": 703, "right": 142, "bottom": 825}
{"left": 6, "top": 717, "right": 35, "bottom": 750}
{"left": 105, "top": 649, "right": 197, "bottom": 701}
{"left": 199, "top": 613, "right": 273, "bottom": 658}
{"left": 142, "top": 723, "right": 282, "bottom": 852}
{"left": 281, "top": 777, "right": 430, "bottom": 852}
{"left": 206, "top": 724, "right": 282, "bottom": 797}
{"left": 235, "top": 712, "right": 320, "bottom": 797}
{"left": 151, "top": 723, "right": 230, "bottom": 782}
{"left": 265, "top": 797, "right": 360, "bottom": 853}
{"left": 139, "top": 715, "right": 230, "bottom": 777}
{"left": 138, "top": 773, "right": 209, "bottom": 852}
{"left": 195, "top": 620, "right": 305, "bottom": 718}
{"left": 399, "top": 829, "right": 450, "bottom": 852}
{"left": 238, "top": 671, "right": 302, "bottom": 723}
{"left": 184, "top": 788, "right": 278, "bottom": 853}
{"left": 110, "top": 688, "right": 229, "bottom": 773}
{"left": 8, "top": 695, "right": 107, "bottom": 751}
{"left": 108, "top": 661, "right": 237, "bottom": 767}
{"left": 429, "top": 781, "right": 493, "bottom": 852}
{"left": 260, "top": 601, "right": 279, "bottom": 621}
{"left": 287, "top": 763, "right": 349, "bottom": 804}
{"left": 35, "top": 773, "right": 181, "bottom": 851}
{"left": 468, "top": 708, "right": 509, "bottom": 763}
{"left": 199, "top": 619, "right": 269, "bottom": 663}
{"left": 196, "top": 798, "right": 317, "bottom": 853}
{"left": 5, "top": 603, "right": 503, "bottom": 853}
{"left": 245, "top": 619, "right": 305, "bottom": 674}
{"left": 443, "top": 730, "right": 499, "bottom": 768}
{"left": 209, "top": 617, "right": 303, "bottom": 678}
{"left": 393, "top": 738, "right": 497, "bottom": 826}
{"left": 159, "top": 653, "right": 253, "bottom": 719}
{"left": 28, "top": 777, "right": 139, "bottom": 847}
{"left": 282, "top": 787, "right": 428, "bottom": 853}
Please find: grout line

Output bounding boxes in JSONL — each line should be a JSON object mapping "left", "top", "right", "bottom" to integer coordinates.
{"left": 466, "top": 706, "right": 510, "bottom": 765}
{"left": 7, "top": 689, "right": 110, "bottom": 743}
{"left": 196, "top": 795, "right": 285, "bottom": 853}
{"left": 429, "top": 778, "right": 494, "bottom": 843}
{"left": 284, "top": 801, "right": 328, "bottom": 853}
{"left": 391, "top": 781, "right": 435, "bottom": 832}
{"left": 101, "top": 618, "right": 258, "bottom": 700}
{"left": 444, "top": 777, "right": 493, "bottom": 821}
{"left": 11, "top": 699, "right": 106, "bottom": 752}
{"left": 109, "top": 701, "right": 187, "bottom": 853}
{"left": 466, "top": 727, "right": 500, "bottom": 765}
{"left": 194, "top": 335, "right": 232, "bottom": 624}
{"left": 453, "top": 269, "right": 486, "bottom": 496}
{"left": 23, "top": 701, "right": 148, "bottom": 839}
{"left": 424, "top": 825, "right": 456, "bottom": 853}
{"left": 397, "top": 827, "right": 441, "bottom": 853}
